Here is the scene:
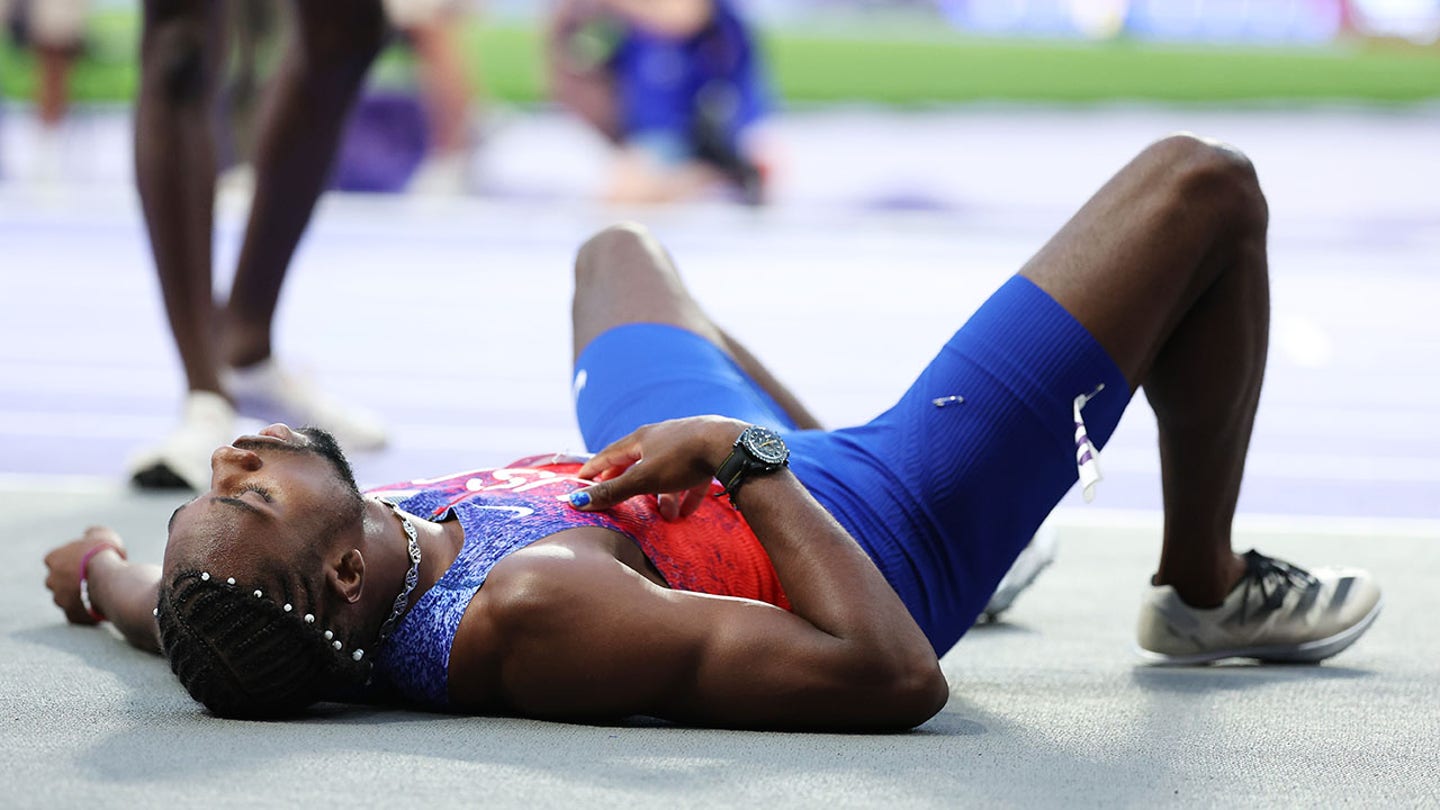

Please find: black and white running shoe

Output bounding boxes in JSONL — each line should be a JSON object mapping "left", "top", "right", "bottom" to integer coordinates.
{"left": 1136, "top": 549, "right": 1382, "bottom": 665}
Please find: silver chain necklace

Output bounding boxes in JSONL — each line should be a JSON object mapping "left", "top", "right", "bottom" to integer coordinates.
{"left": 374, "top": 503, "right": 422, "bottom": 651}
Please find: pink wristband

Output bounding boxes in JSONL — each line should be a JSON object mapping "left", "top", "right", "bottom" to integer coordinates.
{"left": 78, "top": 542, "right": 126, "bottom": 622}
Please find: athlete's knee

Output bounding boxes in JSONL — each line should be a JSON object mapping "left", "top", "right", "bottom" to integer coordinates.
{"left": 292, "top": 0, "right": 388, "bottom": 76}
{"left": 579, "top": 222, "right": 655, "bottom": 257}
{"left": 574, "top": 222, "right": 663, "bottom": 288}
{"left": 1150, "top": 133, "right": 1268, "bottom": 233}
{"left": 139, "top": 4, "right": 213, "bottom": 106}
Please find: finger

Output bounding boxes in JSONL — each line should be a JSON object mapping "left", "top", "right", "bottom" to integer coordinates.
{"left": 567, "top": 465, "right": 650, "bottom": 512}
{"left": 84, "top": 526, "right": 122, "bottom": 546}
{"left": 53, "top": 590, "right": 89, "bottom": 624}
{"left": 66, "top": 604, "right": 97, "bottom": 625}
{"left": 677, "top": 484, "right": 710, "bottom": 518}
{"left": 577, "top": 436, "right": 642, "bottom": 481}
{"left": 657, "top": 492, "right": 680, "bottom": 522}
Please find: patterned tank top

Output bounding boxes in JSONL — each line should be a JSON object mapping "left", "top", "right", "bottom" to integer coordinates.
{"left": 368, "top": 454, "right": 790, "bottom": 708}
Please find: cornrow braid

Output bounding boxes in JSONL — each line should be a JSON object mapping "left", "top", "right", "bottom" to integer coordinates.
{"left": 156, "top": 566, "right": 371, "bottom": 719}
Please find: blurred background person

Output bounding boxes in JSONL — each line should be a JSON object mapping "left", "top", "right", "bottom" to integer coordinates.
{"left": 1, "top": 0, "right": 91, "bottom": 182}
{"left": 387, "top": 0, "right": 484, "bottom": 195}
{"left": 128, "top": 0, "right": 391, "bottom": 491}
{"left": 546, "top": 0, "right": 774, "bottom": 205}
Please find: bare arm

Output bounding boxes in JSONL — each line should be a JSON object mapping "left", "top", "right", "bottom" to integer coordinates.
{"left": 44, "top": 529, "right": 163, "bottom": 654}
{"left": 483, "top": 417, "right": 946, "bottom": 730}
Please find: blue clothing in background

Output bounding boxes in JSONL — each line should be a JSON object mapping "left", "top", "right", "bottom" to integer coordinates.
{"left": 611, "top": 0, "right": 771, "bottom": 162}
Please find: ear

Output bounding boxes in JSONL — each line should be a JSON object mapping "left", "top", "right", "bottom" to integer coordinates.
{"left": 328, "top": 549, "right": 365, "bottom": 604}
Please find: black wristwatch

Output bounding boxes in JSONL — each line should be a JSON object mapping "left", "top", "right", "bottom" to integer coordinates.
{"left": 715, "top": 425, "right": 789, "bottom": 506}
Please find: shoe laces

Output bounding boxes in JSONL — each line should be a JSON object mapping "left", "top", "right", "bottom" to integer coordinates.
{"left": 1240, "top": 549, "right": 1319, "bottom": 616}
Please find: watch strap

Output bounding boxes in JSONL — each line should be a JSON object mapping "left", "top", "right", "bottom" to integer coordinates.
{"left": 715, "top": 426, "right": 787, "bottom": 506}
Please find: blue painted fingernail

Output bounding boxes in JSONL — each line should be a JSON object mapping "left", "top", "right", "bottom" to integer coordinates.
{"left": 568, "top": 490, "right": 591, "bottom": 508}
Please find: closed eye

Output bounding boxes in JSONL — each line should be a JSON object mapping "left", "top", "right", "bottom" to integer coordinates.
{"left": 238, "top": 483, "right": 275, "bottom": 503}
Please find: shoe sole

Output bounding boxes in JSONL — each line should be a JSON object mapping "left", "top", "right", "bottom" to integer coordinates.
{"left": 979, "top": 557, "right": 1054, "bottom": 623}
{"left": 1134, "top": 598, "right": 1384, "bottom": 665}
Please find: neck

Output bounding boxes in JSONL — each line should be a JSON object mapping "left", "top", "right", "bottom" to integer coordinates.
{"left": 365, "top": 497, "right": 462, "bottom": 603}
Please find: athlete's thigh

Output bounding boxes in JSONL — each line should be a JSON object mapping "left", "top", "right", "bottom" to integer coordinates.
{"left": 573, "top": 323, "right": 795, "bottom": 451}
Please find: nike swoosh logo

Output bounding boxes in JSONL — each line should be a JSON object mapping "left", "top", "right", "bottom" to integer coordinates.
{"left": 474, "top": 505, "right": 535, "bottom": 518}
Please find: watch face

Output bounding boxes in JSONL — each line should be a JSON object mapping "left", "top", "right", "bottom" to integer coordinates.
{"left": 741, "top": 426, "right": 788, "bottom": 465}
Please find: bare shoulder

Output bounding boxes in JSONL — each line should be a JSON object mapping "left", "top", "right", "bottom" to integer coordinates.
{"left": 447, "top": 529, "right": 632, "bottom": 710}
{"left": 458, "top": 528, "right": 687, "bottom": 719}
{"left": 488, "top": 528, "right": 648, "bottom": 617}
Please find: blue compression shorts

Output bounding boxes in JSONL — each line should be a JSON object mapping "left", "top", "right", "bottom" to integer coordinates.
{"left": 572, "top": 276, "right": 1131, "bottom": 655}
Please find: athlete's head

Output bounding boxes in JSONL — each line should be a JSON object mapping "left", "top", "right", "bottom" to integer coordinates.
{"left": 155, "top": 424, "right": 377, "bottom": 718}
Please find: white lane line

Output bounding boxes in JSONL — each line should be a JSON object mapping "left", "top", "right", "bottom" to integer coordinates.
{"left": 0, "top": 409, "right": 1433, "bottom": 483}
{"left": 1097, "top": 446, "right": 1440, "bottom": 484}
{"left": 1, "top": 471, "right": 1434, "bottom": 541}
{"left": 0, "top": 473, "right": 123, "bottom": 493}
{"left": 1050, "top": 507, "right": 1440, "bottom": 541}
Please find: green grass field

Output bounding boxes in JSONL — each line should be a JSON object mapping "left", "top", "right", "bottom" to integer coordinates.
{"left": 3, "top": 14, "right": 1438, "bottom": 106}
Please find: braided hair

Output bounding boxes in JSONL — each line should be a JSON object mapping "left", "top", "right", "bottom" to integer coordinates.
{"left": 156, "top": 559, "right": 372, "bottom": 719}
{"left": 157, "top": 424, "right": 377, "bottom": 717}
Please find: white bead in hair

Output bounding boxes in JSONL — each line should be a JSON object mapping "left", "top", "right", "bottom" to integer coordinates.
{"left": 253, "top": 590, "right": 263, "bottom": 598}
{"left": 352, "top": 649, "right": 364, "bottom": 661}
{"left": 200, "top": 572, "right": 210, "bottom": 581}
{"left": 152, "top": 608, "right": 159, "bottom": 616}
{"left": 324, "top": 630, "right": 334, "bottom": 640}
{"left": 304, "top": 614, "right": 315, "bottom": 623}
{"left": 332, "top": 640, "right": 342, "bottom": 650}
{"left": 283, "top": 604, "right": 293, "bottom": 613}
{"left": 226, "top": 577, "right": 236, "bottom": 586}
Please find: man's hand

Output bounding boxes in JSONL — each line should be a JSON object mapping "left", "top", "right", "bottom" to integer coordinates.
{"left": 44, "top": 527, "right": 127, "bottom": 625}
{"left": 572, "top": 416, "right": 745, "bottom": 521}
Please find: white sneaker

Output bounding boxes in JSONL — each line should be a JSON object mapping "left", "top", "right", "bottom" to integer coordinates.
{"left": 223, "top": 358, "right": 387, "bottom": 451}
{"left": 129, "top": 391, "right": 236, "bottom": 490}
{"left": 407, "top": 151, "right": 473, "bottom": 196}
{"left": 979, "top": 520, "right": 1059, "bottom": 622}
{"left": 1136, "top": 550, "right": 1382, "bottom": 665}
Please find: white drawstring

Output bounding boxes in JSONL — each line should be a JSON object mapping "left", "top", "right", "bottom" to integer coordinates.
{"left": 1073, "top": 383, "right": 1106, "bottom": 502}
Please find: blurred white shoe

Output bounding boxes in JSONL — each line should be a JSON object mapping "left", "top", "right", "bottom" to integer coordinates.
{"left": 223, "top": 358, "right": 388, "bottom": 451}
{"left": 979, "top": 520, "right": 1059, "bottom": 623}
{"left": 129, "top": 391, "right": 236, "bottom": 490}
{"left": 407, "top": 151, "right": 473, "bottom": 196}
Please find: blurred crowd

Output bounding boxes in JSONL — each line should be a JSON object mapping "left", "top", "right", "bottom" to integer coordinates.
{"left": 2, "top": 0, "right": 777, "bottom": 205}
{"left": 3, "top": 0, "right": 1437, "bottom": 200}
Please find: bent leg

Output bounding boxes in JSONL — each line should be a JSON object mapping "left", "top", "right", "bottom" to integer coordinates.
{"left": 1019, "top": 133, "right": 1270, "bottom": 607}
{"left": 222, "top": 0, "right": 388, "bottom": 368}
{"left": 134, "top": 0, "right": 226, "bottom": 394}
{"left": 572, "top": 223, "right": 823, "bottom": 430}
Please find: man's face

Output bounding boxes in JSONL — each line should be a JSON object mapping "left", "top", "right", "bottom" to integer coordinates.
{"left": 162, "top": 424, "right": 365, "bottom": 579}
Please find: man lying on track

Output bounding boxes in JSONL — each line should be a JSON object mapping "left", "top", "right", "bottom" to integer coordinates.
{"left": 44, "top": 135, "right": 1382, "bottom": 731}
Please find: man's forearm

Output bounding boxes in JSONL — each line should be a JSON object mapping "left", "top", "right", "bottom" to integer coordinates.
{"left": 87, "top": 552, "right": 163, "bottom": 654}
{"left": 731, "top": 469, "right": 937, "bottom": 671}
